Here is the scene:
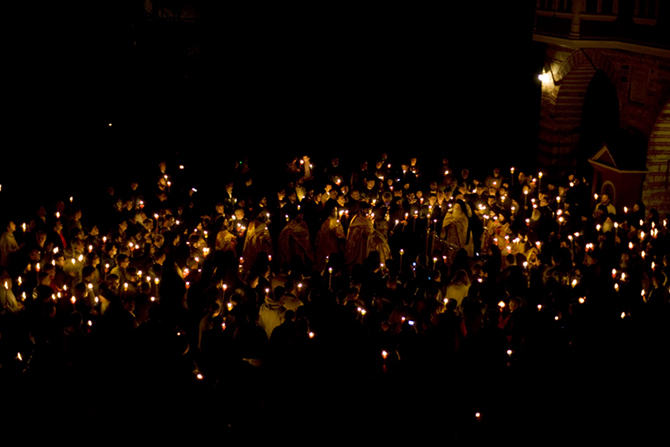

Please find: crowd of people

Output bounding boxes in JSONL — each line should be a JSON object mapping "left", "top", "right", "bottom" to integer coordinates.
{"left": 1, "top": 153, "right": 668, "bottom": 439}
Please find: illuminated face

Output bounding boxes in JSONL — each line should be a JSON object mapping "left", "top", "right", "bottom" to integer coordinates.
{"left": 601, "top": 194, "right": 610, "bottom": 205}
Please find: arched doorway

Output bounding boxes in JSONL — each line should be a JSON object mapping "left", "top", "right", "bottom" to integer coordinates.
{"left": 579, "top": 69, "right": 620, "bottom": 173}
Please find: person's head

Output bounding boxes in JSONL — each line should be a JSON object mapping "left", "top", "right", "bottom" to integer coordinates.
{"left": 104, "top": 242, "right": 117, "bottom": 258}
{"left": 54, "top": 253, "right": 65, "bottom": 267}
{"left": 82, "top": 265, "right": 97, "bottom": 282}
{"left": 452, "top": 269, "right": 469, "bottom": 285}
{"left": 601, "top": 194, "right": 610, "bottom": 206}
{"left": 143, "top": 218, "right": 154, "bottom": 232}
{"left": 234, "top": 208, "right": 245, "bottom": 221}
{"left": 509, "top": 296, "right": 522, "bottom": 312}
{"left": 29, "top": 249, "right": 41, "bottom": 262}
{"left": 518, "top": 172, "right": 527, "bottom": 183}
{"left": 106, "top": 274, "right": 120, "bottom": 291}
{"left": 116, "top": 254, "right": 130, "bottom": 268}
{"left": 44, "top": 264, "right": 56, "bottom": 279}
{"left": 36, "top": 231, "right": 47, "bottom": 246}
{"left": 5, "top": 220, "right": 16, "bottom": 233}
{"left": 245, "top": 272, "right": 259, "bottom": 289}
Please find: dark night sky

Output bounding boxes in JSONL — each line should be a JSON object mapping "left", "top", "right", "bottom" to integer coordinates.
{"left": 3, "top": 2, "right": 543, "bottom": 216}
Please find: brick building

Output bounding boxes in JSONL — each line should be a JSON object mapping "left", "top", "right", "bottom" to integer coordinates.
{"left": 533, "top": 0, "right": 669, "bottom": 214}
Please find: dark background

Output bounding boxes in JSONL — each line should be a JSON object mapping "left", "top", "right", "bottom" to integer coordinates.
{"left": 2, "top": 1, "right": 543, "bottom": 217}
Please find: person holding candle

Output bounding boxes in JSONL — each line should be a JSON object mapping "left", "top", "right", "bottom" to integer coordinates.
{"left": 0, "top": 273, "right": 23, "bottom": 314}
{"left": 594, "top": 193, "right": 616, "bottom": 217}
{"left": 484, "top": 168, "right": 503, "bottom": 191}
{"left": 315, "top": 209, "right": 345, "bottom": 272}
{"left": 242, "top": 211, "right": 274, "bottom": 274}
{"left": 277, "top": 212, "right": 314, "bottom": 269}
{"left": 1, "top": 220, "right": 22, "bottom": 273}
{"left": 344, "top": 203, "right": 392, "bottom": 273}
{"left": 445, "top": 269, "right": 471, "bottom": 310}
{"left": 440, "top": 200, "right": 473, "bottom": 258}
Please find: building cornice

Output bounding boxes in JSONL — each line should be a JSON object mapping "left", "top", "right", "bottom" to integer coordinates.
{"left": 533, "top": 34, "right": 670, "bottom": 58}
